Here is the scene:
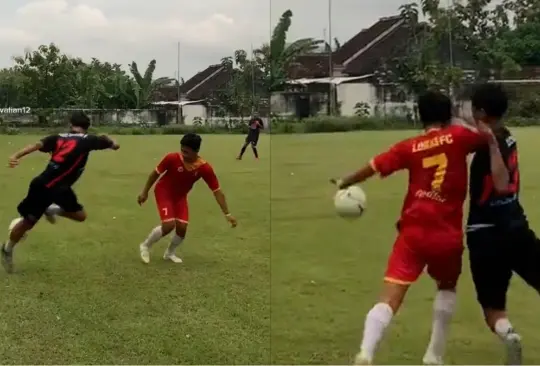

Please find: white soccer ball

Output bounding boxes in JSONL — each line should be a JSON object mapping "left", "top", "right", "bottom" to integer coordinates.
{"left": 334, "top": 185, "right": 367, "bottom": 218}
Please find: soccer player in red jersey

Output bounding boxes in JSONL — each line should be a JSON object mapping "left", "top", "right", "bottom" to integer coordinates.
{"left": 331, "top": 91, "right": 510, "bottom": 365}
{"left": 137, "top": 133, "right": 237, "bottom": 264}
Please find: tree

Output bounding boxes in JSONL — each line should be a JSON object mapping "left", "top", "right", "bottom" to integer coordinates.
{"left": 255, "top": 9, "right": 323, "bottom": 91}
{"left": 324, "top": 38, "right": 341, "bottom": 53}
{"left": 385, "top": 0, "right": 531, "bottom": 97}
{"left": 12, "top": 43, "right": 79, "bottom": 108}
{"left": 129, "top": 60, "right": 174, "bottom": 108}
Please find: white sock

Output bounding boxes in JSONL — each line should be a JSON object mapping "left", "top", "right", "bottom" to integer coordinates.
{"left": 166, "top": 235, "right": 184, "bottom": 255}
{"left": 359, "top": 302, "right": 394, "bottom": 361}
{"left": 4, "top": 239, "right": 16, "bottom": 252}
{"left": 424, "top": 290, "right": 457, "bottom": 360}
{"left": 495, "top": 318, "right": 515, "bottom": 340}
{"left": 45, "top": 204, "right": 63, "bottom": 216}
{"left": 142, "top": 226, "right": 163, "bottom": 248}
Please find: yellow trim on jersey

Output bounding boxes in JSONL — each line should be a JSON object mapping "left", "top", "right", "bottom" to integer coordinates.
{"left": 384, "top": 276, "right": 413, "bottom": 285}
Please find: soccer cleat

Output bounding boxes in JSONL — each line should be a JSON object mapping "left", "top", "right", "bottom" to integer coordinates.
{"left": 504, "top": 332, "right": 522, "bottom": 365}
{"left": 422, "top": 354, "right": 443, "bottom": 365}
{"left": 1, "top": 244, "right": 13, "bottom": 273}
{"left": 139, "top": 243, "right": 150, "bottom": 264}
{"left": 353, "top": 352, "right": 372, "bottom": 365}
{"left": 163, "top": 252, "right": 183, "bottom": 263}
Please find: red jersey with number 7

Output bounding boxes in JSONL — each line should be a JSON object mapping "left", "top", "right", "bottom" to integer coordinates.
{"left": 36, "top": 133, "right": 113, "bottom": 189}
{"left": 370, "top": 124, "right": 487, "bottom": 244}
{"left": 154, "top": 152, "right": 220, "bottom": 197}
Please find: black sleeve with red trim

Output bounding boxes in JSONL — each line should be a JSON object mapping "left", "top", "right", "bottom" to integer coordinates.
{"left": 87, "top": 134, "right": 114, "bottom": 150}
{"left": 39, "top": 135, "right": 58, "bottom": 153}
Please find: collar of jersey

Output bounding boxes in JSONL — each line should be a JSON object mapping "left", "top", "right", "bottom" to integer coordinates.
{"left": 178, "top": 153, "right": 205, "bottom": 171}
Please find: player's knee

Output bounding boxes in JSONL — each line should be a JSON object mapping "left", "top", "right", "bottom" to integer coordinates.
{"left": 67, "top": 211, "right": 86, "bottom": 222}
{"left": 175, "top": 222, "right": 187, "bottom": 237}
{"left": 75, "top": 211, "right": 87, "bottom": 222}
{"left": 161, "top": 222, "right": 175, "bottom": 235}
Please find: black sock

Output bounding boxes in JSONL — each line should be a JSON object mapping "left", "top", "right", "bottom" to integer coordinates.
{"left": 252, "top": 146, "right": 258, "bottom": 158}
{"left": 239, "top": 145, "right": 247, "bottom": 158}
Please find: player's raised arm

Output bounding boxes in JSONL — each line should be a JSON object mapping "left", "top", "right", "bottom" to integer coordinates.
{"left": 8, "top": 135, "right": 57, "bottom": 167}
{"left": 478, "top": 122, "right": 510, "bottom": 192}
{"left": 458, "top": 119, "right": 510, "bottom": 192}
{"left": 331, "top": 143, "right": 407, "bottom": 189}
{"left": 201, "top": 164, "right": 237, "bottom": 227}
{"left": 91, "top": 134, "right": 120, "bottom": 150}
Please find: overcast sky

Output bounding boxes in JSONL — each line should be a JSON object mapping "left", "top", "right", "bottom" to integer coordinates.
{"left": 0, "top": 0, "right": 411, "bottom": 80}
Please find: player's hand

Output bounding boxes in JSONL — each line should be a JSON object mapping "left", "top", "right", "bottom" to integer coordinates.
{"left": 8, "top": 155, "right": 19, "bottom": 168}
{"left": 225, "top": 214, "right": 237, "bottom": 228}
{"left": 329, "top": 178, "right": 344, "bottom": 188}
{"left": 137, "top": 192, "right": 148, "bottom": 205}
{"left": 475, "top": 120, "right": 495, "bottom": 140}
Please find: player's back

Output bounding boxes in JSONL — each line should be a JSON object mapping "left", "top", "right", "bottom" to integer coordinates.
{"left": 37, "top": 133, "right": 112, "bottom": 188}
{"left": 398, "top": 124, "right": 482, "bottom": 241}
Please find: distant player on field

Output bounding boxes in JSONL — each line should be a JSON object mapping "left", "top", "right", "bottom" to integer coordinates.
{"left": 466, "top": 83, "right": 540, "bottom": 365}
{"left": 331, "top": 91, "right": 509, "bottom": 365}
{"left": 2, "top": 111, "right": 120, "bottom": 273}
{"left": 137, "top": 133, "right": 237, "bottom": 264}
{"left": 237, "top": 116, "right": 263, "bottom": 160}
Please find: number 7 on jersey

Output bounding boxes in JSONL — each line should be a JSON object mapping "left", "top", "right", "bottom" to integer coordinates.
{"left": 422, "top": 153, "right": 448, "bottom": 191}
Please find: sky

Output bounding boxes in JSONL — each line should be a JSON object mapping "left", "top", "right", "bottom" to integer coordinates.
{"left": 0, "top": 0, "right": 412, "bottom": 80}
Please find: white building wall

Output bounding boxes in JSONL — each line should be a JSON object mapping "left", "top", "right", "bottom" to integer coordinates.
{"left": 181, "top": 104, "right": 206, "bottom": 125}
{"left": 336, "top": 82, "right": 376, "bottom": 116}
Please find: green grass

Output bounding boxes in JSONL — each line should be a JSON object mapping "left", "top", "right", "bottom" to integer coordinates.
{"left": 0, "top": 135, "right": 270, "bottom": 364}
{"left": 1, "top": 130, "right": 540, "bottom": 364}
{"left": 270, "top": 129, "right": 540, "bottom": 365}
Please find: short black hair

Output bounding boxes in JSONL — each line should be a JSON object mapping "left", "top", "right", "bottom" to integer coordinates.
{"left": 417, "top": 91, "right": 453, "bottom": 128}
{"left": 180, "top": 133, "right": 202, "bottom": 152}
{"left": 70, "top": 111, "right": 91, "bottom": 130}
{"left": 471, "top": 83, "right": 508, "bottom": 118}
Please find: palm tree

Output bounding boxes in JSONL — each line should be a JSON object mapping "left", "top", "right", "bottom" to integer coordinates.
{"left": 129, "top": 60, "right": 173, "bottom": 108}
{"left": 255, "top": 9, "right": 323, "bottom": 91}
{"left": 324, "top": 37, "right": 341, "bottom": 53}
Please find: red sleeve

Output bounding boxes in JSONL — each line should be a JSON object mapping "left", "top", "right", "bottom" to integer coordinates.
{"left": 455, "top": 125, "right": 488, "bottom": 153}
{"left": 370, "top": 142, "right": 408, "bottom": 178}
{"left": 156, "top": 153, "right": 174, "bottom": 174}
{"left": 201, "top": 163, "right": 220, "bottom": 192}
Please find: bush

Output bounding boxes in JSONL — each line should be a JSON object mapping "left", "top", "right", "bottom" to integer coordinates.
{"left": 1, "top": 116, "right": 540, "bottom": 135}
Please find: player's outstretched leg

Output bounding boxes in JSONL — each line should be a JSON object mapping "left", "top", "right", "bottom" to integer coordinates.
{"left": 2, "top": 217, "right": 34, "bottom": 273}
{"left": 237, "top": 142, "right": 249, "bottom": 160}
{"left": 354, "top": 282, "right": 409, "bottom": 365}
{"left": 139, "top": 222, "right": 174, "bottom": 264}
{"left": 423, "top": 287, "right": 457, "bottom": 365}
{"left": 163, "top": 221, "right": 186, "bottom": 263}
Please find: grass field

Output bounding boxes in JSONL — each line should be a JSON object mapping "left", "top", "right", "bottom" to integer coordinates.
{"left": 0, "top": 130, "right": 540, "bottom": 364}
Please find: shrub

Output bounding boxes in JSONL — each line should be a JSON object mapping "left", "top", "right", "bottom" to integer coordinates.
{"left": 1, "top": 116, "right": 539, "bottom": 135}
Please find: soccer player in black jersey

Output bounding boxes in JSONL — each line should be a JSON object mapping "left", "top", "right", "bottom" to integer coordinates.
{"left": 467, "top": 83, "right": 540, "bottom": 365}
{"left": 236, "top": 116, "right": 263, "bottom": 160}
{"left": 2, "top": 111, "right": 119, "bottom": 273}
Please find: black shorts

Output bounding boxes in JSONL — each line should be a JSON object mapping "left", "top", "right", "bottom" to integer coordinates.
{"left": 245, "top": 131, "right": 259, "bottom": 146}
{"left": 17, "top": 179, "right": 83, "bottom": 223}
{"left": 467, "top": 226, "right": 540, "bottom": 310}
